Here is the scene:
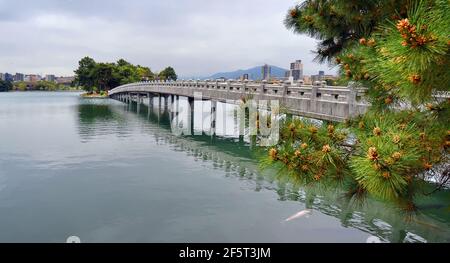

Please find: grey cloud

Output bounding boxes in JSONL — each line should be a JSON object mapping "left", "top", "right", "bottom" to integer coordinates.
{"left": 0, "top": 0, "right": 336, "bottom": 77}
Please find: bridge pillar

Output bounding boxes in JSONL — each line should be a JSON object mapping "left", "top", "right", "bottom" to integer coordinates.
{"left": 164, "top": 95, "right": 169, "bottom": 111}
{"left": 188, "top": 97, "right": 194, "bottom": 135}
{"left": 210, "top": 101, "right": 217, "bottom": 136}
{"left": 310, "top": 84, "right": 319, "bottom": 113}
{"left": 148, "top": 93, "right": 153, "bottom": 106}
{"left": 250, "top": 135, "right": 257, "bottom": 150}
{"left": 157, "top": 94, "right": 162, "bottom": 123}
{"left": 347, "top": 82, "right": 358, "bottom": 118}
{"left": 260, "top": 80, "right": 267, "bottom": 95}
{"left": 137, "top": 93, "right": 141, "bottom": 113}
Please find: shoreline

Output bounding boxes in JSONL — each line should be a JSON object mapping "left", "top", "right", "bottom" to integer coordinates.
{"left": 1, "top": 90, "right": 83, "bottom": 93}
{"left": 80, "top": 92, "right": 109, "bottom": 98}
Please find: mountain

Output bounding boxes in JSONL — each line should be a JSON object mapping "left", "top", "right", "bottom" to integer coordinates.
{"left": 204, "top": 65, "right": 288, "bottom": 80}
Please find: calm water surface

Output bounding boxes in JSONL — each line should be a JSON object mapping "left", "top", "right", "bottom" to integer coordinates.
{"left": 0, "top": 92, "right": 448, "bottom": 243}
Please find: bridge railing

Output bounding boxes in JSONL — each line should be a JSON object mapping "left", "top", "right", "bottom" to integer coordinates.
{"left": 109, "top": 79, "right": 369, "bottom": 122}
{"left": 112, "top": 79, "right": 366, "bottom": 98}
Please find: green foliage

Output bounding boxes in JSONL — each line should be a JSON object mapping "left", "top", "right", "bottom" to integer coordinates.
{"left": 74, "top": 57, "right": 97, "bottom": 92}
{"left": 0, "top": 80, "right": 13, "bottom": 92}
{"left": 284, "top": 0, "right": 410, "bottom": 62}
{"left": 263, "top": 118, "right": 351, "bottom": 185}
{"left": 73, "top": 57, "right": 162, "bottom": 92}
{"left": 334, "top": 0, "right": 450, "bottom": 104}
{"left": 158, "top": 66, "right": 178, "bottom": 81}
{"left": 266, "top": 0, "right": 450, "bottom": 211}
{"left": 10, "top": 81, "right": 79, "bottom": 91}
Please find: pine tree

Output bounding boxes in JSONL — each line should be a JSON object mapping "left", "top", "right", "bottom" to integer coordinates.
{"left": 265, "top": 0, "right": 450, "bottom": 211}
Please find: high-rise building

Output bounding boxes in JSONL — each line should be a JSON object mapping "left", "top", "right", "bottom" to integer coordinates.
{"left": 240, "top": 73, "right": 249, "bottom": 80}
{"left": 288, "top": 60, "right": 304, "bottom": 80}
{"left": 284, "top": 71, "right": 290, "bottom": 78}
{"left": 56, "top": 76, "right": 75, "bottom": 86}
{"left": 261, "top": 64, "right": 271, "bottom": 80}
{"left": 4, "top": 73, "right": 14, "bottom": 82}
{"left": 28, "top": 74, "right": 41, "bottom": 83}
{"left": 319, "top": 71, "right": 324, "bottom": 79}
{"left": 45, "top": 74, "right": 56, "bottom": 82}
{"left": 14, "top": 73, "right": 24, "bottom": 82}
{"left": 0, "top": 73, "right": 4, "bottom": 81}
{"left": 311, "top": 71, "right": 337, "bottom": 83}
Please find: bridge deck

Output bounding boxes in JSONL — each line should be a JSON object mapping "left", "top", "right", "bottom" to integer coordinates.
{"left": 108, "top": 80, "right": 369, "bottom": 122}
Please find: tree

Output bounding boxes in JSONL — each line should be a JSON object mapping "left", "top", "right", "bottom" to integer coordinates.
{"left": 136, "top": 65, "right": 154, "bottom": 81}
{"left": 74, "top": 57, "right": 158, "bottom": 92}
{"left": 14, "top": 81, "right": 27, "bottom": 91}
{"left": 93, "top": 63, "right": 120, "bottom": 91}
{"left": 265, "top": 0, "right": 449, "bottom": 211}
{"left": 284, "top": 0, "right": 410, "bottom": 62}
{"left": 74, "top": 56, "right": 97, "bottom": 92}
{"left": 0, "top": 80, "right": 12, "bottom": 92}
{"left": 35, "top": 80, "right": 58, "bottom": 91}
{"left": 158, "top": 66, "right": 177, "bottom": 81}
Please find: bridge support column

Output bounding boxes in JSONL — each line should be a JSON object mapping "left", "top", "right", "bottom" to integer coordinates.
{"left": 158, "top": 94, "right": 162, "bottom": 123}
{"left": 210, "top": 101, "right": 217, "bottom": 136}
{"left": 310, "top": 85, "right": 318, "bottom": 113}
{"left": 188, "top": 97, "right": 194, "bottom": 135}
{"left": 170, "top": 94, "right": 175, "bottom": 112}
{"left": 137, "top": 93, "right": 141, "bottom": 113}
{"left": 148, "top": 93, "right": 153, "bottom": 107}
{"left": 347, "top": 82, "right": 358, "bottom": 118}
{"left": 164, "top": 95, "right": 169, "bottom": 111}
{"left": 175, "top": 95, "right": 179, "bottom": 126}
{"left": 148, "top": 93, "right": 153, "bottom": 117}
{"left": 250, "top": 135, "right": 257, "bottom": 150}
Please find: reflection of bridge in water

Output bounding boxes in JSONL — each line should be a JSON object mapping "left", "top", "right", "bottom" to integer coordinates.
{"left": 77, "top": 97, "right": 450, "bottom": 243}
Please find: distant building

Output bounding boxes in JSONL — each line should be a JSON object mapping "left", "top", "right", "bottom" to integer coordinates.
{"left": 0, "top": 73, "right": 4, "bottom": 81}
{"left": 4, "top": 73, "right": 14, "bottom": 82}
{"left": 287, "top": 60, "right": 304, "bottom": 80}
{"left": 56, "top": 76, "right": 75, "bottom": 86}
{"left": 14, "top": 73, "right": 24, "bottom": 82}
{"left": 28, "top": 74, "right": 41, "bottom": 83}
{"left": 240, "top": 73, "right": 249, "bottom": 80}
{"left": 261, "top": 64, "right": 271, "bottom": 80}
{"left": 45, "top": 74, "right": 56, "bottom": 82}
{"left": 311, "top": 71, "right": 337, "bottom": 83}
{"left": 303, "top": 75, "right": 312, "bottom": 85}
{"left": 319, "top": 71, "right": 324, "bottom": 79}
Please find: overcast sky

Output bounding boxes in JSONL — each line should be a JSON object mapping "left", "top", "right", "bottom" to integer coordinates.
{"left": 0, "top": 0, "right": 336, "bottom": 78}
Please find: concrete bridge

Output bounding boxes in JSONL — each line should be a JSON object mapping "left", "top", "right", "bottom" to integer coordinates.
{"left": 108, "top": 79, "right": 369, "bottom": 122}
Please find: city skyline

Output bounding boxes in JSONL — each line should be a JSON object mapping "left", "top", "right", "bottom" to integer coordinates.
{"left": 0, "top": 64, "right": 336, "bottom": 83}
{"left": 0, "top": 0, "right": 337, "bottom": 78}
